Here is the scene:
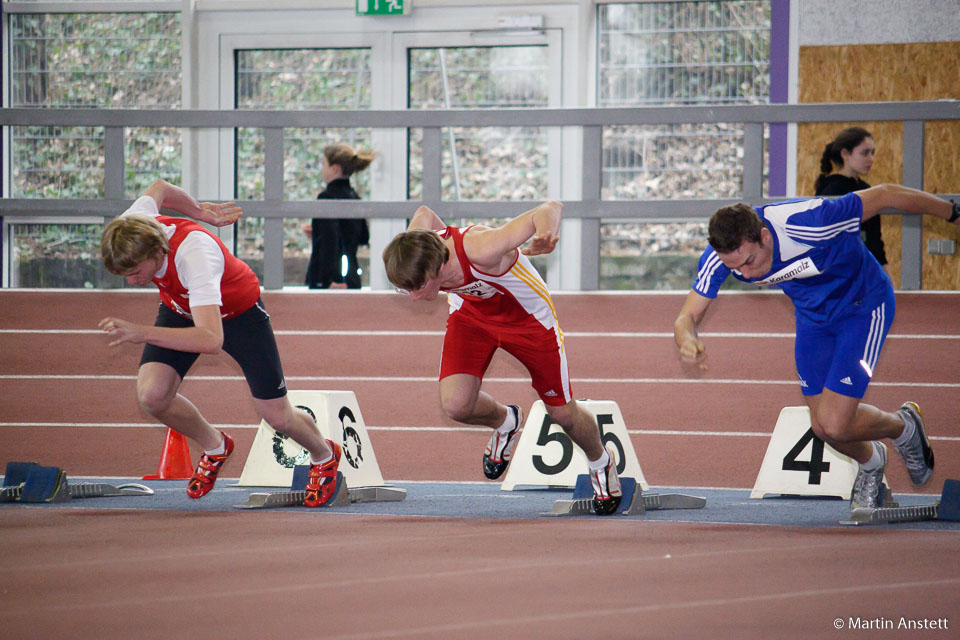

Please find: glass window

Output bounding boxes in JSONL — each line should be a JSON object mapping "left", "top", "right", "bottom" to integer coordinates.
{"left": 407, "top": 46, "right": 550, "bottom": 203}
{"left": 597, "top": 1, "right": 770, "bottom": 290}
{"left": 234, "top": 48, "right": 373, "bottom": 286}
{"left": 10, "top": 12, "right": 182, "bottom": 197}
{"left": 7, "top": 12, "right": 182, "bottom": 288}
{"left": 407, "top": 44, "right": 551, "bottom": 275}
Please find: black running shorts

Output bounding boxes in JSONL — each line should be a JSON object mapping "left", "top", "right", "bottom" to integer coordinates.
{"left": 139, "top": 299, "right": 287, "bottom": 400}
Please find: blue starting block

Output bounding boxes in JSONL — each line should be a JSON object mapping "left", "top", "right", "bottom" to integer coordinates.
{"left": 542, "top": 474, "right": 706, "bottom": 517}
{"left": 939, "top": 479, "right": 960, "bottom": 521}
{"left": 840, "top": 478, "right": 960, "bottom": 526}
{"left": 290, "top": 464, "right": 315, "bottom": 491}
{"left": 2, "top": 463, "right": 71, "bottom": 503}
{"left": 1, "top": 461, "right": 153, "bottom": 504}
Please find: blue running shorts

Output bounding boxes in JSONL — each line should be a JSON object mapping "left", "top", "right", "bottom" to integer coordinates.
{"left": 794, "top": 287, "right": 895, "bottom": 399}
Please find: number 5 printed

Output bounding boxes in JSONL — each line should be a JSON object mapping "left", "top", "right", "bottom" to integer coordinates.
{"left": 531, "top": 413, "right": 625, "bottom": 475}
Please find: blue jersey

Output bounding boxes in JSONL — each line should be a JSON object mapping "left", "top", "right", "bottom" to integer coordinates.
{"left": 692, "top": 193, "right": 891, "bottom": 325}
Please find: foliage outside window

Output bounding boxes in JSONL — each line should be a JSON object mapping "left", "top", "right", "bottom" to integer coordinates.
{"left": 597, "top": 1, "right": 770, "bottom": 290}
{"left": 7, "top": 12, "right": 182, "bottom": 288}
{"left": 407, "top": 45, "right": 551, "bottom": 276}
{"left": 407, "top": 46, "right": 550, "bottom": 203}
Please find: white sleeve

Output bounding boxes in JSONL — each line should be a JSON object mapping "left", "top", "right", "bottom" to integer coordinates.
{"left": 174, "top": 232, "right": 225, "bottom": 308}
{"left": 120, "top": 195, "right": 161, "bottom": 219}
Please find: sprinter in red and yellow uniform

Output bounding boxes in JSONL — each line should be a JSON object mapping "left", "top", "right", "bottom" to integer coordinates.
{"left": 383, "top": 201, "right": 622, "bottom": 515}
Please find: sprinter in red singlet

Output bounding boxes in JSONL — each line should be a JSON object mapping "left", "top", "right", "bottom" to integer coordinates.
{"left": 383, "top": 201, "right": 623, "bottom": 515}
{"left": 99, "top": 179, "right": 340, "bottom": 506}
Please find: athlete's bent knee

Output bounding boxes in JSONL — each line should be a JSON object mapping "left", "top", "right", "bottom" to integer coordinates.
{"left": 815, "top": 411, "right": 855, "bottom": 443}
{"left": 137, "top": 385, "right": 173, "bottom": 417}
{"left": 441, "top": 397, "right": 475, "bottom": 423}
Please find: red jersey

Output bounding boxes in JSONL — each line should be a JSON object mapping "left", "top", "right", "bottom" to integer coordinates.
{"left": 440, "top": 226, "right": 563, "bottom": 336}
{"left": 154, "top": 216, "right": 261, "bottom": 320}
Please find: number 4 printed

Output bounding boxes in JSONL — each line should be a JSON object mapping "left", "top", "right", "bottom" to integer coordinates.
{"left": 781, "top": 427, "right": 831, "bottom": 484}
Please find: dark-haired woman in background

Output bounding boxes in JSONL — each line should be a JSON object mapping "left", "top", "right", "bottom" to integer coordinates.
{"left": 304, "top": 143, "right": 376, "bottom": 289}
{"left": 815, "top": 127, "right": 894, "bottom": 280}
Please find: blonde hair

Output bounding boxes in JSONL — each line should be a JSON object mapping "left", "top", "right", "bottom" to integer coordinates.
{"left": 324, "top": 142, "right": 376, "bottom": 176}
{"left": 101, "top": 215, "right": 170, "bottom": 274}
{"left": 382, "top": 229, "right": 449, "bottom": 291}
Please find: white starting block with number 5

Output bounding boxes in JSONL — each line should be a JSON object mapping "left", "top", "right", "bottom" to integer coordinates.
{"left": 501, "top": 400, "right": 649, "bottom": 492}
{"left": 235, "top": 390, "right": 387, "bottom": 489}
{"left": 751, "top": 406, "right": 884, "bottom": 499}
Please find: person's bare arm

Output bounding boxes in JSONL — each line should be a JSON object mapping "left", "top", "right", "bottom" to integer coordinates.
{"left": 99, "top": 304, "right": 223, "bottom": 354}
{"left": 674, "top": 290, "right": 713, "bottom": 362}
{"left": 142, "top": 179, "right": 242, "bottom": 228}
{"left": 857, "top": 184, "right": 956, "bottom": 225}
{"left": 464, "top": 201, "right": 562, "bottom": 270}
{"left": 407, "top": 205, "right": 446, "bottom": 231}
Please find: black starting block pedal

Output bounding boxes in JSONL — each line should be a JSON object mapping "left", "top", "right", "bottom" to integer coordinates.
{"left": 840, "top": 479, "right": 960, "bottom": 526}
{"left": 235, "top": 465, "right": 408, "bottom": 509}
{"left": 542, "top": 475, "right": 706, "bottom": 517}
{"left": 1, "top": 461, "right": 154, "bottom": 504}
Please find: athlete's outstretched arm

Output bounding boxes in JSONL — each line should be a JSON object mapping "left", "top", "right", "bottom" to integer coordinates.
{"left": 142, "top": 179, "right": 242, "bottom": 227}
{"left": 466, "top": 201, "right": 563, "bottom": 268}
{"left": 407, "top": 205, "right": 446, "bottom": 231}
{"left": 674, "top": 290, "right": 713, "bottom": 362}
{"left": 858, "top": 184, "right": 957, "bottom": 225}
{"left": 100, "top": 304, "right": 224, "bottom": 354}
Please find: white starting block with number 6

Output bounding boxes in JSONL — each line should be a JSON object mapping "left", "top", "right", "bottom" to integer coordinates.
{"left": 235, "top": 390, "right": 387, "bottom": 489}
{"left": 501, "top": 400, "right": 649, "bottom": 492}
{"left": 751, "top": 406, "right": 885, "bottom": 499}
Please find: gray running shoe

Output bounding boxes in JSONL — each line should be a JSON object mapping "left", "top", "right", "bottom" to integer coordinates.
{"left": 850, "top": 442, "right": 887, "bottom": 510}
{"left": 894, "top": 401, "right": 934, "bottom": 486}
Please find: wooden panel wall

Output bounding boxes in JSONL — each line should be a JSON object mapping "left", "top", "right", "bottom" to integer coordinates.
{"left": 797, "top": 41, "right": 960, "bottom": 290}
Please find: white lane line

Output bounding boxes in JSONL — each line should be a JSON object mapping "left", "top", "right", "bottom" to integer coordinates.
{"left": 2, "top": 328, "right": 957, "bottom": 339}
{"left": 2, "top": 422, "right": 958, "bottom": 442}
{"left": 2, "top": 374, "right": 959, "bottom": 388}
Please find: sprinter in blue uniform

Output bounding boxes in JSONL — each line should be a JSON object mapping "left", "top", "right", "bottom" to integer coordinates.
{"left": 673, "top": 184, "right": 959, "bottom": 511}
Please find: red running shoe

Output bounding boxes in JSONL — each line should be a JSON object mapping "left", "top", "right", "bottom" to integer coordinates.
{"left": 186, "top": 431, "right": 235, "bottom": 499}
{"left": 304, "top": 439, "right": 343, "bottom": 507}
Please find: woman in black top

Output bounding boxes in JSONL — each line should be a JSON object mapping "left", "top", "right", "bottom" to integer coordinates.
{"left": 814, "top": 127, "right": 893, "bottom": 280}
{"left": 304, "top": 143, "right": 376, "bottom": 289}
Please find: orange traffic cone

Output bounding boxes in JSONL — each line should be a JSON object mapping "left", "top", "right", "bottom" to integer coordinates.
{"left": 143, "top": 428, "right": 195, "bottom": 480}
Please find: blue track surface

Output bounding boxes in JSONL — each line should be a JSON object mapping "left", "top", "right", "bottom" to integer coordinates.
{"left": 3, "top": 476, "right": 959, "bottom": 531}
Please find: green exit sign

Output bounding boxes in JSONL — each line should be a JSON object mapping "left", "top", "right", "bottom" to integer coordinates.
{"left": 356, "top": 0, "right": 409, "bottom": 16}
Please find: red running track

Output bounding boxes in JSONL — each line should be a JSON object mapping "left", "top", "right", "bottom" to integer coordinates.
{"left": 2, "top": 289, "right": 959, "bottom": 640}
{"left": 1, "top": 289, "right": 957, "bottom": 491}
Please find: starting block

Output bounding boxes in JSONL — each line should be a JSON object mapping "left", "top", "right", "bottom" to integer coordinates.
{"left": 235, "top": 465, "right": 406, "bottom": 509}
{"left": 840, "top": 479, "right": 960, "bottom": 526}
{"left": 542, "top": 475, "right": 706, "bottom": 517}
{"left": 1, "top": 461, "right": 154, "bottom": 504}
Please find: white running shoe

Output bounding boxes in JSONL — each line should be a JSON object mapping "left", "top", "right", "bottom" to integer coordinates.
{"left": 590, "top": 444, "right": 623, "bottom": 516}
{"left": 483, "top": 405, "right": 523, "bottom": 480}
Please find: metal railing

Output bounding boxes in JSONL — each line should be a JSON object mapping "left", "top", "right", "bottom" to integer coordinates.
{"left": 2, "top": 100, "right": 958, "bottom": 289}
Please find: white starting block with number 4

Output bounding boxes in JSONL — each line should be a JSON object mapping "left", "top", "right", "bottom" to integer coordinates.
{"left": 751, "top": 406, "right": 886, "bottom": 499}
{"left": 235, "top": 390, "right": 387, "bottom": 489}
{"left": 501, "top": 400, "right": 649, "bottom": 492}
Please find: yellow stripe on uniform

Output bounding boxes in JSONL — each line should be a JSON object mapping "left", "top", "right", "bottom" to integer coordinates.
{"left": 509, "top": 262, "right": 565, "bottom": 347}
